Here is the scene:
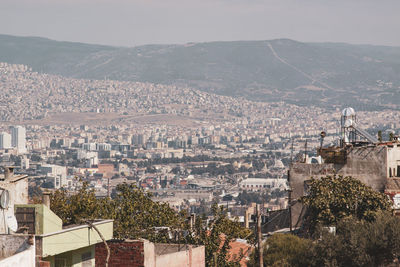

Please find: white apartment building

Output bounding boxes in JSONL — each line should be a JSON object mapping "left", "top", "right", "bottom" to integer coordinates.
{"left": 239, "top": 178, "right": 288, "bottom": 191}
{"left": 0, "top": 132, "right": 12, "bottom": 149}
{"left": 11, "top": 126, "right": 27, "bottom": 153}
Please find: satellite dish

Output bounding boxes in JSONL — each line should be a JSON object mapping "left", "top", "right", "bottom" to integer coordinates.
{"left": 6, "top": 214, "right": 18, "bottom": 232}
{"left": 342, "top": 107, "right": 355, "bottom": 117}
{"left": 0, "top": 190, "right": 10, "bottom": 209}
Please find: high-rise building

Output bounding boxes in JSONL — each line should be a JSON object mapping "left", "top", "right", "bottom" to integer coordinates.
{"left": 11, "top": 126, "right": 27, "bottom": 153}
{"left": 0, "top": 132, "right": 11, "bottom": 149}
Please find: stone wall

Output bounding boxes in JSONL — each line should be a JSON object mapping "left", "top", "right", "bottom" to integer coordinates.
{"left": 289, "top": 145, "right": 392, "bottom": 229}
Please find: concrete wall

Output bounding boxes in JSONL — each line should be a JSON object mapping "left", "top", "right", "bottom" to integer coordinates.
{"left": 0, "top": 178, "right": 28, "bottom": 234}
{"left": 289, "top": 146, "right": 392, "bottom": 228}
{"left": 0, "top": 236, "right": 35, "bottom": 267}
{"left": 15, "top": 204, "right": 63, "bottom": 235}
{"left": 386, "top": 145, "right": 400, "bottom": 178}
{"left": 155, "top": 244, "right": 205, "bottom": 267}
{"left": 95, "top": 240, "right": 205, "bottom": 267}
{"left": 41, "top": 220, "right": 113, "bottom": 257}
{"left": 0, "top": 235, "right": 31, "bottom": 258}
{"left": 44, "top": 246, "right": 95, "bottom": 267}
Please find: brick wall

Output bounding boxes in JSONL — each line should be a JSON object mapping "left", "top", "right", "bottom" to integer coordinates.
{"left": 95, "top": 240, "right": 144, "bottom": 267}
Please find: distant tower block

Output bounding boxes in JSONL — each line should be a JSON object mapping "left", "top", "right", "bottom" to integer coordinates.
{"left": 11, "top": 126, "right": 27, "bottom": 153}
{"left": 0, "top": 132, "right": 12, "bottom": 149}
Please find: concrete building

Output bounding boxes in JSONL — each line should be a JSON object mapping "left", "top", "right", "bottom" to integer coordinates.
{"left": 11, "top": 126, "right": 27, "bottom": 153}
{"left": 95, "top": 239, "right": 205, "bottom": 267}
{"left": 0, "top": 167, "right": 114, "bottom": 267}
{"left": 289, "top": 108, "right": 400, "bottom": 229}
{"left": 40, "top": 164, "right": 67, "bottom": 189}
{"left": 0, "top": 132, "right": 12, "bottom": 149}
{"left": 239, "top": 178, "right": 288, "bottom": 191}
{"left": 15, "top": 203, "right": 113, "bottom": 267}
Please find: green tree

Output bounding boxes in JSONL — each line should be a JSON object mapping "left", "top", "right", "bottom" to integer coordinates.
{"left": 301, "top": 175, "right": 392, "bottom": 231}
{"left": 51, "top": 182, "right": 182, "bottom": 242}
{"left": 51, "top": 184, "right": 251, "bottom": 266}
{"left": 312, "top": 212, "right": 400, "bottom": 267}
{"left": 112, "top": 183, "right": 183, "bottom": 242}
{"left": 247, "top": 233, "right": 313, "bottom": 267}
{"left": 187, "top": 204, "right": 253, "bottom": 267}
{"left": 50, "top": 182, "right": 111, "bottom": 225}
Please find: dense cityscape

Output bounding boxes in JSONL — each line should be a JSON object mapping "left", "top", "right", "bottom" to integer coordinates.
{"left": 0, "top": 1, "right": 400, "bottom": 264}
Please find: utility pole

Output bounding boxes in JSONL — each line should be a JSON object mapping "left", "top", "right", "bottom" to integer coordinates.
{"left": 107, "top": 177, "right": 110, "bottom": 198}
{"left": 287, "top": 170, "right": 292, "bottom": 233}
{"left": 256, "top": 204, "right": 263, "bottom": 267}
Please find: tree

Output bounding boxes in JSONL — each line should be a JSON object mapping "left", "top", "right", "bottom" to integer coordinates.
{"left": 247, "top": 233, "right": 313, "bottom": 267}
{"left": 51, "top": 184, "right": 251, "bottom": 266}
{"left": 187, "top": 204, "right": 253, "bottom": 267}
{"left": 247, "top": 213, "right": 400, "bottom": 267}
{"left": 50, "top": 182, "right": 111, "bottom": 225}
{"left": 51, "top": 182, "right": 183, "bottom": 242}
{"left": 300, "top": 175, "right": 392, "bottom": 231}
{"left": 112, "top": 183, "right": 182, "bottom": 242}
{"left": 312, "top": 212, "right": 400, "bottom": 267}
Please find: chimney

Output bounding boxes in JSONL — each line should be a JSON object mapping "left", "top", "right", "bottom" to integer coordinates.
{"left": 42, "top": 192, "right": 51, "bottom": 209}
{"left": 4, "top": 167, "right": 14, "bottom": 180}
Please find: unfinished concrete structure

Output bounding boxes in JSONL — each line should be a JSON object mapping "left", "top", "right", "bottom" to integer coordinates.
{"left": 289, "top": 108, "right": 400, "bottom": 229}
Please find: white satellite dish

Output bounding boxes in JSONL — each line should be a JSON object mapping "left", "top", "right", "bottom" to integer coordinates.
{"left": 0, "top": 190, "right": 10, "bottom": 209}
{"left": 342, "top": 107, "right": 355, "bottom": 117}
{"left": 6, "top": 214, "right": 18, "bottom": 232}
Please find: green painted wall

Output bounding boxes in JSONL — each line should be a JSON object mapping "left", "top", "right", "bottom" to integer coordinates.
{"left": 15, "top": 204, "right": 62, "bottom": 235}
{"left": 43, "top": 246, "right": 95, "bottom": 267}
{"left": 42, "top": 220, "right": 113, "bottom": 257}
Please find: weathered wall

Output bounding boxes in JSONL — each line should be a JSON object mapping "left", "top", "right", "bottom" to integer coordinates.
{"left": 0, "top": 178, "right": 28, "bottom": 234}
{"left": 155, "top": 245, "right": 205, "bottom": 267}
{"left": 44, "top": 245, "right": 95, "bottom": 267}
{"left": 41, "top": 220, "right": 113, "bottom": 257}
{"left": 289, "top": 146, "right": 391, "bottom": 228}
{"left": 0, "top": 235, "right": 31, "bottom": 258}
{"left": 95, "top": 240, "right": 205, "bottom": 267}
{"left": 96, "top": 240, "right": 145, "bottom": 267}
{"left": 0, "top": 236, "right": 35, "bottom": 267}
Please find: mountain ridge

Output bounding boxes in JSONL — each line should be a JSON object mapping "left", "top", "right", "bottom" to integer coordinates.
{"left": 1, "top": 34, "right": 400, "bottom": 109}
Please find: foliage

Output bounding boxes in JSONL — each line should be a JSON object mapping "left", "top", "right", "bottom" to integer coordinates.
{"left": 300, "top": 175, "right": 392, "bottom": 230}
{"left": 50, "top": 182, "right": 110, "bottom": 225}
{"left": 51, "top": 182, "right": 183, "bottom": 242}
{"left": 237, "top": 189, "right": 286, "bottom": 205}
{"left": 312, "top": 212, "right": 400, "bottom": 267}
{"left": 112, "top": 183, "right": 182, "bottom": 241}
{"left": 187, "top": 204, "right": 253, "bottom": 267}
{"left": 247, "top": 233, "right": 313, "bottom": 267}
{"left": 51, "top": 183, "right": 251, "bottom": 267}
{"left": 248, "top": 212, "right": 400, "bottom": 267}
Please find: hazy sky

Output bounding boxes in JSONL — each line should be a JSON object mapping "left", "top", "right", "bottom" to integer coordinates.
{"left": 1, "top": 0, "right": 399, "bottom": 47}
